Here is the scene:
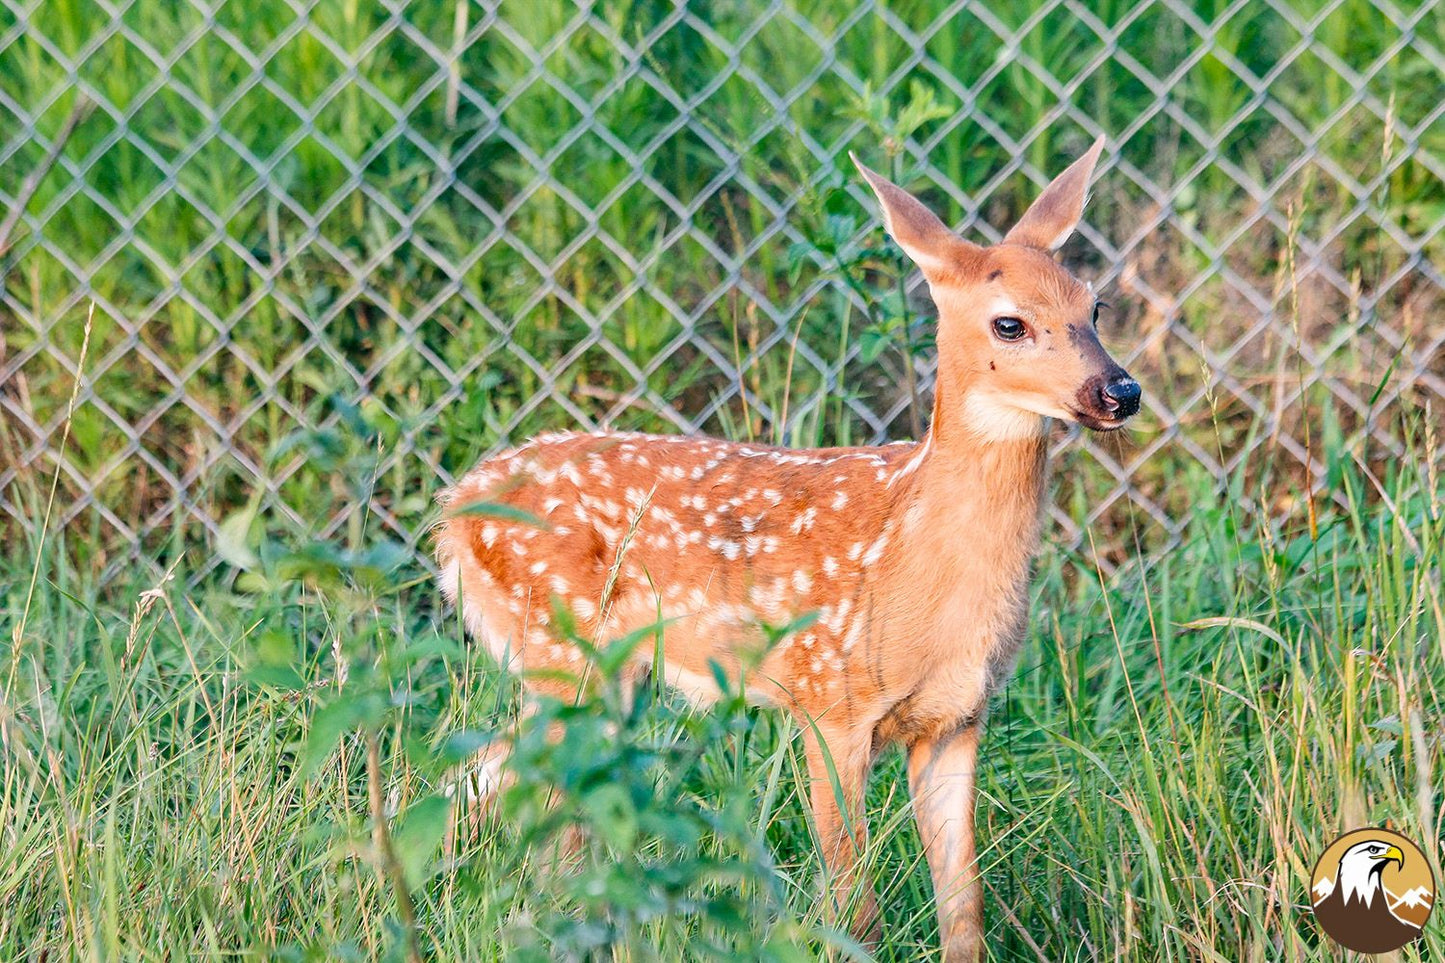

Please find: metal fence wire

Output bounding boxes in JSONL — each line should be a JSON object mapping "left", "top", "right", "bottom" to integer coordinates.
{"left": 0, "top": 0, "right": 1441, "bottom": 586}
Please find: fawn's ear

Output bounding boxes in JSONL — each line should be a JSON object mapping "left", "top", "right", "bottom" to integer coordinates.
{"left": 1004, "top": 135, "right": 1106, "bottom": 251}
{"left": 851, "top": 153, "right": 975, "bottom": 279}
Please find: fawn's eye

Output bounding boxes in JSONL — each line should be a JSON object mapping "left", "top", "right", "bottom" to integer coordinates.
{"left": 992, "top": 317, "right": 1027, "bottom": 342}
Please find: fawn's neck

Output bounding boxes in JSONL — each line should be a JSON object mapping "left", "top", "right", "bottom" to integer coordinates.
{"left": 893, "top": 377, "right": 1050, "bottom": 590}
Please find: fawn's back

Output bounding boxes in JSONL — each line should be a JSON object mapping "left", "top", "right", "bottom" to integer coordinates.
{"left": 436, "top": 431, "right": 932, "bottom": 712}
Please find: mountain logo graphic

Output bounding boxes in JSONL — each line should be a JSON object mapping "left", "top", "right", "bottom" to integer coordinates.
{"left": 1310, "top": 827, "right": 1435, "bottom": 954}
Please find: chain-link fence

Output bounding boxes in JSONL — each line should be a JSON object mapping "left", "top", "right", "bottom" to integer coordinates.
{"left": 1, "top": 0, "right": 1441, "bottom": 587}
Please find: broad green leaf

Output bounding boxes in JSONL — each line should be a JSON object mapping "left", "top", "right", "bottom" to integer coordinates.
{"left": 244, "top": 664, "right": 308, "bottom": 691}
{"left": 396, "top": 634, "right": 464, "bottom": 666}
{"left": 444, "top": 500, "right": 548, "bottom": 530}
{"left": 216, "top": 503, "right": 260, "bottom": 571}
{"left": 580, "top": 783, "right": 636, "bottom": 852}
{"left": 300, "top": 694, "right": 384, "bottom": 779}
{"left": 597, "top": 616, "right": 677, "bottom": 676}
{"left": 392, "top": 793, "right": 452, "bottom": 890}
{"left": 438, "top": 729, "right": 500, "bottom": 764}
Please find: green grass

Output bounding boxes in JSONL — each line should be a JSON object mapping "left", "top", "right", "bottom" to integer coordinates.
{"left": 3, "top": 418, "right": 1440, "bottom": 960}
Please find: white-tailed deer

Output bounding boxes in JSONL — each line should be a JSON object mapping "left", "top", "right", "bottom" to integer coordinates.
{"left": 434, "top": 137, "right": 1140, "bottom": 960}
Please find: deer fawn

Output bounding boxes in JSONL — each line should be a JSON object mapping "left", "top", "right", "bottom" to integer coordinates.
{"left": 435, "top": 136, "right": 1140, "bottom": 960}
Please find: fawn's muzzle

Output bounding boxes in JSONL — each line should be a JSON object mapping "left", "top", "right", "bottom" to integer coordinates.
{"left": 1099, "top": 375, "right": 1141, "bottom": 417}
{"left": 1072, "top": 368, "right": 1141, "bottom": 430}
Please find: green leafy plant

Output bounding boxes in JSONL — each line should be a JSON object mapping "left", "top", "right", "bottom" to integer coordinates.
{"left": 789, "top": 80, "right": 955, "bottom": 439}
{"left": 237, "top": 463, "right": 823, "bottom": 960}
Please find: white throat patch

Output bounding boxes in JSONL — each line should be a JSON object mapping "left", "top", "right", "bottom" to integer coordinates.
{"left": 962, "top": 389, "right": 1048, "bottom": 442}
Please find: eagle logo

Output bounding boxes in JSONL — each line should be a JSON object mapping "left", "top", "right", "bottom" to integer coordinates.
{"left": 1310, "top": 827, "right": 1435, "bottom": 954}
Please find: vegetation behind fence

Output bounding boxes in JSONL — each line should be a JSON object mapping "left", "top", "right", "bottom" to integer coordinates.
{"left": 1, "top": 0, "right": 1440, "bottom": 585}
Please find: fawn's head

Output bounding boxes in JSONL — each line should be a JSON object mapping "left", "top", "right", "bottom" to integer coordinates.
{"left": 854, "top": 138, "right": 1140, "bottom": 441}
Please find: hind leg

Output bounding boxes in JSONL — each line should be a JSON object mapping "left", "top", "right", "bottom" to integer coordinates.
{"left": 449, "top": 668, "right": 587, "bottom": 826}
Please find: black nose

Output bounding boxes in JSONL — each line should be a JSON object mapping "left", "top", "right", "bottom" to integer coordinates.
{"left": 1100, "top": 376, "right": 1141, "bottom": 417}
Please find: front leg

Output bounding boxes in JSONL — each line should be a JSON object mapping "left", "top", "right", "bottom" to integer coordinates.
{"left": 800, "top": 721, "right": 879, "bottom": 945}
{"left": 907, "top": 718, "right": 984, "bottom": 962}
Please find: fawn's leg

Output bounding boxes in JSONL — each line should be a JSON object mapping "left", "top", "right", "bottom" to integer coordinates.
{"left": 450, "top": 732, "right": 515, "bottom": 811}
{"left": 801, "top": 722, "right": 879, "bottom": 944}
{"left": 450, "top": 670, "right": 591, "bottom": 826}
{"left": 907, "top": 718, "right": 984, "bottom": 962}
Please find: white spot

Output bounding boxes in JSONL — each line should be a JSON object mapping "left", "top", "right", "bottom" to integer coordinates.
{"left": 790, "top": 507, "right": 817, "bottom": 534}
{"left": 481, "top": 523, "right": 499, "bottom": 547}
{"left": 831, "top": 491, "right": 848, "bottom": 511}
{"left": 530, "top": 560, "right": 548, "bottom": 575}
{"left": 707, "top": 536, "right": 742, "bottom": 560}
{"left": 903, "top": 501, "right": 926, "bottom": 531}
{"left": 822, "top": 556, "right": 839, "bottom": 577}
{"left": 512, "top": 542, "right": 528, "bottom": 556}
{"left": 861, "top": 533, "right": 889, "bottom": 567}
{"left": 751, "top": 579, "right": 787, "bottom": 616}
{"left": 543, "top": 497, "right": 564, "bottom": 515}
